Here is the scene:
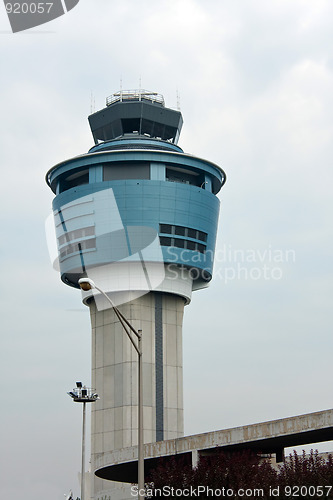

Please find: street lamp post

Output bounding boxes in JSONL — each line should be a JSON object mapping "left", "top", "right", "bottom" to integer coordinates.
{"left": 78, "top": 278, "right": 145, "bottom": 499}
{"left": 68, "top": 382, "right": 99, "bottom": 500}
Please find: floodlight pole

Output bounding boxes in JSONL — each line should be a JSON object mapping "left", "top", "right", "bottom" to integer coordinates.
{"left": 78, "top": 278, "right": 144, "bottom": 499}
{"left": 81, "top": 401, "right": 86, "bottom": 500}
{"left": 68, "top": 384, "right": 99, "bottom": 500}
{"left": 138, "top": 332, "right": 144, "bottom": 496}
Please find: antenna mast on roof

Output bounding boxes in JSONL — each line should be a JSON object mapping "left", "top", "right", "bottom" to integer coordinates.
{"left": 90, "top": 90, "right": 95, "bottom": 114}
{"left": 176, "top": 88, "right": 181, "bottom": 111}
{"left": 139, "top": 75, "right": 142, "bottom": 100}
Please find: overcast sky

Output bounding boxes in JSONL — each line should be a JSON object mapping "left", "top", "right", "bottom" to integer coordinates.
{"left": 1, "top": 0, "right": 333, "bottom": 498}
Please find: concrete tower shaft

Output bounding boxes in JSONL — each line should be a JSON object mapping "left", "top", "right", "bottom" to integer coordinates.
{"left": 46, "top": 90, "right": 226, "bottom": 499}
{"left": 90, "top": 292, "right": 184, "bottom": 445}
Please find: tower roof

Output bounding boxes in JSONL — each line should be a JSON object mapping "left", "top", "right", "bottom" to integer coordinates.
{"left": 88, "top": 90, "right": 183, "bottom": 145}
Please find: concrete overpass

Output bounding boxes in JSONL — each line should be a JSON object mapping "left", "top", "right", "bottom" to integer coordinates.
{"left": 94, "top": 408, "right": 333, "bottom": 483}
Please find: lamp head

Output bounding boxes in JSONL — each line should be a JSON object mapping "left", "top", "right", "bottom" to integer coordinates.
{"left": 78, "top": 277, "right": 95, "bottom": 291}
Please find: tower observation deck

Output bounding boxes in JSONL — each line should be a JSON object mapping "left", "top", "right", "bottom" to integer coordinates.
{"left": 46, "top": 90, "right": 226, "bottom": 499}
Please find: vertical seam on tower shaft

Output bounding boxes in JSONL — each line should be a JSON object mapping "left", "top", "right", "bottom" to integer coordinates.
{"left": 155, "top": 293, "right": 164, "bottom": 441}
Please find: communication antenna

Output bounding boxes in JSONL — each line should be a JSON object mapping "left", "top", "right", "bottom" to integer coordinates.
{"left": 176, "top": 88, "right": 181, "bottom": 111}
{"left": 120, "top": 76, "right": 123, "bottom": 102}
{"left": 90, "top": 90, "right": 96, "bottom": 114}
{"left": 139, "top": 75, "right": 142, "bottom": 100}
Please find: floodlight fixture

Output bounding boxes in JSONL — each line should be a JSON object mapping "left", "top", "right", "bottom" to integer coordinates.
{"left": 78, "top": 277, "right": 95, "bottom": 291}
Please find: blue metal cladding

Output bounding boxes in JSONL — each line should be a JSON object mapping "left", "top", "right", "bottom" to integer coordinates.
{"left": 47, "top": 145, "right": 224, "bottom": 288}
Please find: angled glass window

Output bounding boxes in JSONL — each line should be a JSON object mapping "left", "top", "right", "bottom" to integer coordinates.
{"left": 186, "top": 240, "right": 196, "bottom": 251}
{"left": 174, "top": 225, "right": 186, "bottom": 236}
{"left": 159, "top": 236, "right": 172, "bottom": 247}
{"left": 103, "top": 162, "right": 150, "bottom": 181}
{"left": 159, "top": 224, "right": 207, "bottom": 253}
{"left": 187, "top": 228, "right": 197, "bottom": 239}
{"left": 60, "top": 169, "right": 89, "bottom": 193}
{"left": 196, "top": 243, "right": 206, "bottom": 254}
{"left": 59, "top": 238, "right": 96, "bottom": 261}
{"left": 58, "top": 226, "right": 95, "bottom": 247}
{"left": 174, "top": 238, "right": 185, "bottom": 248}
{"left": 160, "top": 224, "right": 172, "bottom": 234}
{"left": 197, "top": 231, "right": 207, "bottom": 242}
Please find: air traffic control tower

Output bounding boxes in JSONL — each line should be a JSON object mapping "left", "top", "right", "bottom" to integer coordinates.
{"left": 46, "top": 90, "right": 226, "bottom": 498}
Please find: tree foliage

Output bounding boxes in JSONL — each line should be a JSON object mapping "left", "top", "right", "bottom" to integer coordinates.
{"left": 147, "top": 449, "right": 333, "bottom": 499}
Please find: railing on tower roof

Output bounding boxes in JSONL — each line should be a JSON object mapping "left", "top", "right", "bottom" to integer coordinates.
{"left": 106, "top": 89, "right": 165, "bottom": 107}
